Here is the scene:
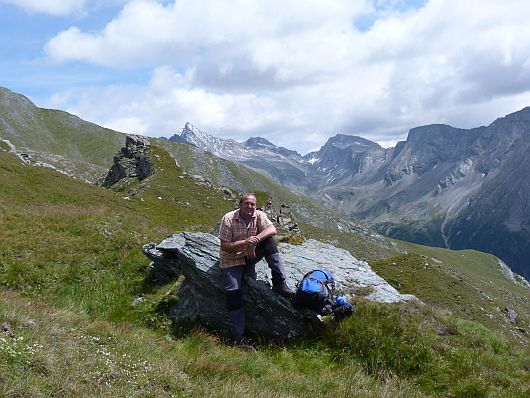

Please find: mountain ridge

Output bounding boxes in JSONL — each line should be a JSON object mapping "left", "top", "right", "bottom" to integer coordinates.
{"left": 166, "top": 110, "right": 530, "bottom": 278}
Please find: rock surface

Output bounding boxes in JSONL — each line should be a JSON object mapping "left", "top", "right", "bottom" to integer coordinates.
{"left": 98, "top": 135, "right": 153, "bottom": 188}
{"left": 143, "top": 232, "right": 416, "bottom": 338}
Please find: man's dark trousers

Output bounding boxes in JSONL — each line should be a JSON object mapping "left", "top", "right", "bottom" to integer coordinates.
{"left": 222, "top": 237, "right": 287, "bottom": 340}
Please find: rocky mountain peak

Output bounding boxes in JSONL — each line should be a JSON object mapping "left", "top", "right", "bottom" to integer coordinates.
{"left": 303, "top": 134, "right": 385, "bottom": 177}
{"left": 326, "top": 134, "right": 381, "bottom": 151}
{"left": 244, "top": 136, "right": 275, "bottom": 148}
{"left": 173, "top": 123, "right": 240, "bottom": 154}
{"left": 179, "top": 122, "right": 206, "bottom": 144}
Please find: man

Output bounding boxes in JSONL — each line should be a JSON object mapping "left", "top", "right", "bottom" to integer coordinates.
{"left": 219, "top": 193, "right": 293, "bottom": 346}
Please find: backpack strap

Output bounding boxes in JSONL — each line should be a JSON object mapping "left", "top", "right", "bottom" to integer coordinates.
{"left": 313, "top": 269, "right": 335, "bottom": 290}
{"left": 303, "top": 269, "right": 331, "bottom": 281}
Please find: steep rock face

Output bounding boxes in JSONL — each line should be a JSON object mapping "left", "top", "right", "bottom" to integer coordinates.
{"left": 304, "top": 134, "right": 387, "bottom": 189}
{"left": 316, "top": 110, "right": 530, "bottom": 278}
{"left": 143, "top": 232, "right": 415, "bottom": 338}
{"left": 98, "top": 135, "right": 154, "bottom": 188}
{"left": 446, "top": 138, "right": 530, "bottom": 274}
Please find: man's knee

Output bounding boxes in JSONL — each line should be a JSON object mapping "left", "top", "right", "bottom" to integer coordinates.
{"left": 256, "top": 236, "right": 279, "bottom": 257}
{"left": 226, "top": 289, "right": 243, "bottom": 311}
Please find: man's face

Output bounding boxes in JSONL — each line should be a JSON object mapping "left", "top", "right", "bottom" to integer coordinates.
{"left": 239, "top": 195, "right": 257, "bottom": 219}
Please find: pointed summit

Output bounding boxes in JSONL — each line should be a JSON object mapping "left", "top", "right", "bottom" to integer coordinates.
{"left": 179, "top": 122, "right": 203, "bottom": 143}
{"left": 169, "top": 123, "right": 240, "bottom": 155}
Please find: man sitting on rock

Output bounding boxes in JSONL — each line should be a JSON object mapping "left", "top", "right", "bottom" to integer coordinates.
{"left": 219, "top": 193, "right": 293, "bottom": 346}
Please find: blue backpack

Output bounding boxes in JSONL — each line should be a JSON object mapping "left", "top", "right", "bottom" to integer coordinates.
{"left": 292, "top": 269, "right": 336, "bottom": 314}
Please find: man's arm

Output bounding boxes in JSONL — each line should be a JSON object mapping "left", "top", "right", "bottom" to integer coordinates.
{"left": 220, "top": 238, "right": 251, "bottom": 253}
{"left": 254, "top": 224, "right": 277, "bottom": 244}
{"left": 220, "top": 224, "right": 277, "bottom": 253}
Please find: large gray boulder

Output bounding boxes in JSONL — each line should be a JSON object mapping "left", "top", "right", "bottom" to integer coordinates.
{"left": 143, "top": 232, "right": 416, "bottom": 339}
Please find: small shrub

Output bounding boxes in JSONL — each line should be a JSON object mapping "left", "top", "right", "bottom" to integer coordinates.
{"left": 278, "top": 232, "right": 305, "bottom": 245}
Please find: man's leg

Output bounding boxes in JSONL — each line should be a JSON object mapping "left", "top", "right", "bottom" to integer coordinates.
{"left": 222, "top": 266, "right": 245, "bottom": 340}
{"left": 250, "top": 237, "right": 293, "bottom": 297}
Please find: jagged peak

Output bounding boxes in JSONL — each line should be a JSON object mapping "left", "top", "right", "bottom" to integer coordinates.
{"left": 179, "top": 123, "right": 211, "bottom": 143}
{"left": 179, "top": 122, "right": 205, "bottom": 139}
{"left": 172, "top": 123, "right": 241, "bottom": 155}
{"left": 244, "top": 136, "right": 275, "bottom": 148}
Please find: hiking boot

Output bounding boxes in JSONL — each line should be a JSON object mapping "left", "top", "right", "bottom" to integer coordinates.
{"left": 235, "top": 336, "right": 256, "bottom": 352}
{"left": 272, "top": 281, "right": 294, "bottom": 298}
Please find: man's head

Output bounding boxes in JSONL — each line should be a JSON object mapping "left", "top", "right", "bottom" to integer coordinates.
{"left": 239, "top": 193, "right": 257, "bottom": 219}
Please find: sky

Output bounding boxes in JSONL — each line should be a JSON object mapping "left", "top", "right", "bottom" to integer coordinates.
{"left": 2, "top": 0, "right": 530, "bottom": 154}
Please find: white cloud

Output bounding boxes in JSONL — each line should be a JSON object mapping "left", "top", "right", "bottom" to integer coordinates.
{"left": 45, "top": 0, "right": 371, "bottom": 69}
{"left": 43, "top": 0, "right": 530, "bottom": 153}
{"left": 1, "top": 0, "right": 86, "bottom": 16}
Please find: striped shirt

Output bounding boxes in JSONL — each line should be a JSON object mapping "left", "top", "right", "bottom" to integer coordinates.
{"left": 218, "top": 209, "right": 273, "bottom": 269}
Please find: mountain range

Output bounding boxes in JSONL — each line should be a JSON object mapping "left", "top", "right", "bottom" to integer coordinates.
{"left": 168, "top": 113, "right": 530, "bottom": 279}
{"left": 1, "top": 85, "right": 528, "bottom": 279}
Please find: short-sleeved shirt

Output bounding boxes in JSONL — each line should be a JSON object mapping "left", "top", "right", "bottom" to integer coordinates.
{"left": 218, "top": 209, "right": 273, "bottom": 269}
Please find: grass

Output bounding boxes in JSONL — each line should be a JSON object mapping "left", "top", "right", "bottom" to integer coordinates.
{"left": 2, "top": 291, "right": 429, "bottom": 398}
{"left": 0, "top": 145, "right": 233, "bottom": 326}
{"left": 323, "top": 300, "right": 529, "bottom": 397}
{"left": 2, "top": 291, "right": 528, "bottom": 397}
{"left": 1, "top": 143, "right": 529, "bottom": 397}
{"left": 370, "top": 245, "right": 530, "bottom": 343}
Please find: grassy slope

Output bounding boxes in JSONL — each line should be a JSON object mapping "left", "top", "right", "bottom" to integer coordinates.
{"left": 0, "top": 141, "right": 233, "bottom": 324}
{"left": 0, "top": 88, "right": 124, "bottom": 180}
{"left": 371, "top": 242, "right": 530, "bottom": 344}
{"left": 1, "top": 143, "right": 529, "bottom": 397}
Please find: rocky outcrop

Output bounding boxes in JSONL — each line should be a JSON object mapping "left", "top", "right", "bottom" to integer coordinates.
{"left": 98, "top": 135, "right": 154, "bottom": 188}
{"left": 143, "top": 232, "right": 416, "bottom": 339}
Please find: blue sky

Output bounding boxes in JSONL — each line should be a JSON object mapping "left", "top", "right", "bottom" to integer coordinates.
{"left": 2, "top": 0, "right": 530, "bottom": 154}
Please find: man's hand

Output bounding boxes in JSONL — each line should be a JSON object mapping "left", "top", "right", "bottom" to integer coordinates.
{"left": 245, "top": 236, "right": 259, "bottom": 259}
{"left": 246, "top": 244, "right": 256, "bottom": 259}
{"left": 247, "top": 236, "right": 260, "bottom": 246}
